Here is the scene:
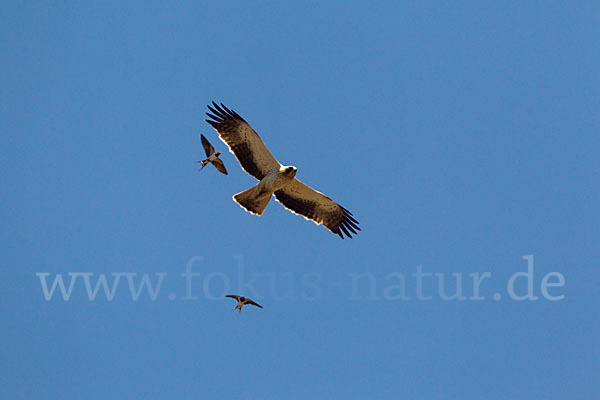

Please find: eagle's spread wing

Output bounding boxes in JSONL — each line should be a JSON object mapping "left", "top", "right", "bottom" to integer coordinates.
{"left": 245, "top": 299, "right": 263, "bottom": 308}
{"left": 274, "top": 179, "right": 360, "bottom": 239}
{"left": 226, "top": 295, "right": 241, "bottom": 301}
{"left": 211, "top": 158, "right": 228, "bottom": 175}
{"left": 200, "top": 134, "right": 214, "bottom": 157}
{"left": 205, "top": 102, "right": 280, "bottom": 180}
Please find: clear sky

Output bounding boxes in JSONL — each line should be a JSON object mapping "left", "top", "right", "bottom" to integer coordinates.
{"left": 2, "top": 1, "right": 599, "bottom": 399}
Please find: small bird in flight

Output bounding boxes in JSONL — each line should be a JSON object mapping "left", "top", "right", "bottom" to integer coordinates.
{"left": 205, "top": 102, "right": 360, "bottom": 239}
{"left": 226, "top": 295, "right": 263, "bottom": 312}
{"left": 197, "top": 134, "right": 228, "bottom": 175}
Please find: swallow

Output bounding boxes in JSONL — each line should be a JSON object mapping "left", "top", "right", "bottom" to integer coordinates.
{"left": 197, "top": 134, "right": 228, "bottom": 175}
{"left": 226, "top": 295, "right": 263, "bottom": 312}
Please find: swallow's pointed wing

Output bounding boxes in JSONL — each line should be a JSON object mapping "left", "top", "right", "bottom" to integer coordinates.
{"left": 226, "top": 295, "right": 241, "bottom": 301}
{"left": 201, "top": 134, "right": 215, "bottom": 157}
{"left": 245, "top": 299, "right": 263, "bottom": 308}
{"left": 211, "top": 158, "right": 228, "bottom": 175}
{"left": 205, "top": 102, "right": 280, "bottom": 180}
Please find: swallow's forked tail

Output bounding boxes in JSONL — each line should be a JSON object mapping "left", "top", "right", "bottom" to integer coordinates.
{"left": 233, "top": 184, "right": 272, "bottom": 216}
{"left": 198, "top": 159, "right": 210, "bottom": 170}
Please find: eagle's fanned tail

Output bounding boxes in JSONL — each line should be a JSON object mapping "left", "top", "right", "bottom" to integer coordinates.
{"left": 233, "top": 184, "right": 272, "bottom": 216}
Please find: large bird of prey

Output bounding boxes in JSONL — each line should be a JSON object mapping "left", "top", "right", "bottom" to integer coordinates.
{"left": 205, "top": 102, "right": 360, "bottom": 239}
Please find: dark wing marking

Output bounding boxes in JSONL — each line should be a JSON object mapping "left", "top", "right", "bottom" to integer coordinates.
{"left": 274, "top": 179, "right": 360, "bottom": 239}
{"left": 205, "top": 102, "right": 280, "bottom": 180}
{"left": 244, "top": 299, "right": 263, "bottom": 308}
{"left": 226, "top": 295, "right": 241, "bottom": 301}
{"left": 211, "top": 158, "right": 228, "bottom": 175}
{"left": 200, "top": 134, "right": 215, "bottom": 157}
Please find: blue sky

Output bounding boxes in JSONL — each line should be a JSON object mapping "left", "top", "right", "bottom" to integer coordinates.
{"left": 1, "top": 1, "right": 599, "bottom": 398}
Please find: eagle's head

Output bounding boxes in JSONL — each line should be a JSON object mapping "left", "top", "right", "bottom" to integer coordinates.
{"left": 282, "top": 165, "right": 297, "bottom": 177}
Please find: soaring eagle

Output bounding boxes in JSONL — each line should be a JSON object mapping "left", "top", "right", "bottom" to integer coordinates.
{"left": 205, "top": 102, "right": 360, "bottom": 239}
